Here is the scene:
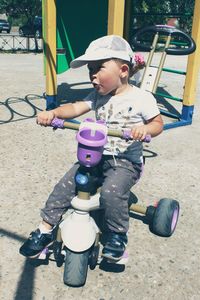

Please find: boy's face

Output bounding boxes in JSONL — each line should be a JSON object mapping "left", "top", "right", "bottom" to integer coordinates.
{"left": 87, "top": 59, "right": 127, "bottom": 95}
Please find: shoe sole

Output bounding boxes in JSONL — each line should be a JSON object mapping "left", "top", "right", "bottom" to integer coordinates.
{"left": 101, "top": 252, "right": 123, "bottom": 262}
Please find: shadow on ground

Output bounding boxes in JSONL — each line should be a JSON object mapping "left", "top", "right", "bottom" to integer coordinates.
{"left": 0, "top": 81, "right": 181, "bottom": 127}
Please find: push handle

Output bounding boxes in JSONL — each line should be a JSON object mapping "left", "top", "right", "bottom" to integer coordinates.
{"left": 132, "top": 25, "right": 196, "bottom": 55}
{"left": 50, "top": 118, "right": 151, "bottom": 142}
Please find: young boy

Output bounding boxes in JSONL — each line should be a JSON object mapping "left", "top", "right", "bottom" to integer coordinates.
{"left": 19, "top": 35, "right": 163, "bottom": 261}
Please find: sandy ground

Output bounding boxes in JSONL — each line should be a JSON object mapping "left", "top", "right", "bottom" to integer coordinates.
{"left": 0, "top": 52, "right": 200, "bottom": 300}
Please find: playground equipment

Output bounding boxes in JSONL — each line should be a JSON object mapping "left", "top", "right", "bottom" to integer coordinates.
{"left": 132, "top": 25, "right": 196, "bottom": 129}
{"left": 42, "top": 0, "right": 108, "bottom": 109}
{"left": 36, "top": 118, "right": 180, "bottom": 287}
{"left": 42, "top": 0, "right": 199, "bottom": 123}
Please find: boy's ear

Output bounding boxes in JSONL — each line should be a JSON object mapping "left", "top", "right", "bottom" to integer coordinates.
{"left": 120, "top": 64, "right": 129, "bottom": 78}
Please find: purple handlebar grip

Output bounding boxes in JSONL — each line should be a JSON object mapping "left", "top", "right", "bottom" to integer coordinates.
{"left": 143, "top": 134, "right": 151, "bottom": 143}
{"left": 51, "top": 118, "right": 65, "bottom": 129}
{"left": 122, "top": 129, "right": 151, "bottom": 142}
{"left": 122, "top": 129, "right": 132, "bottom": 140}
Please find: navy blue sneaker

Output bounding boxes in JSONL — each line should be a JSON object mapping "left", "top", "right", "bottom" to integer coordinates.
{"left": 19, "top": 229, "right": 54, "bottom": 258}
{"left": 102, "top": 232, "right": 128, "bottom": 261}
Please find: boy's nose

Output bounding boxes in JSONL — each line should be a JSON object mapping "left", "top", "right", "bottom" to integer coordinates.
{"left": 90, "top": 72, "right": 97, "bottom": 80}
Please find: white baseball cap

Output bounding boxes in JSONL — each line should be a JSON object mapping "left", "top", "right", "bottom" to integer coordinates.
{"left": 70, "top": 35, "right": 134, "bottom": 69}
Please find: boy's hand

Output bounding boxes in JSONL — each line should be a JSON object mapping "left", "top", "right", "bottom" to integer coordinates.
{"left": 36, "top": 110, "right": 55, "bottom": 126}
{"left": 131, "top": 125, "right": 148, "bottom": 141}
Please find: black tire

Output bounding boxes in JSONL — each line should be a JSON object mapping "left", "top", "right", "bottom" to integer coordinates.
{"left": 89, "top": 244, "right": 100, "bottom": 270}
{"left": 63, "top": 248, "right": 90, "bottom": 287}
{"left": 150, "top": 198, "right": 180, "bottom": 237}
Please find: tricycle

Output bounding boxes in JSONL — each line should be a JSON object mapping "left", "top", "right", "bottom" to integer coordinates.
{"left": 37, "top": 117, "right": 179, "bottom": 287}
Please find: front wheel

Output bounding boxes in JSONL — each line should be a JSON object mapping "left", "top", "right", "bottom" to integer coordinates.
{"left": 150, "top": 198, "right": 180, "bottom": 237}
{"left": 63, "top": 248, "right": 90, "bottom": 287}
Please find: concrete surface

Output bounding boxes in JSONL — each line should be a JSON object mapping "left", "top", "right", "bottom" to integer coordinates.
{"left": 0, "top": 52, "right": 200, "bottom": 300}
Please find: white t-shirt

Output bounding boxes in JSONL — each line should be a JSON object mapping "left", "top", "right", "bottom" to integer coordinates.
{"left": 84, "top": 85, "right": 160, "bottom": 163}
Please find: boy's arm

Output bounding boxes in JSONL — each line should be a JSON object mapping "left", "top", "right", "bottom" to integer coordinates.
{"left": 37, "top": 101, "right": 91, "bottom": 126}
{"left": 145, "top": 114, "right": 164, "bottom": 136}
{"left": 131, "top": 114, "right": 163, "bottom": 141}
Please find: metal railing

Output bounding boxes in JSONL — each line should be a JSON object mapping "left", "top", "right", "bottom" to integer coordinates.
{"left": 0, "top": 34, "right": 43, "bottom": 52}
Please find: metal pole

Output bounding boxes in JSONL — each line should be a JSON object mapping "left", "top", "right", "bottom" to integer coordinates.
{"left": 107, "top": 0, "right": 125, "bottom": 36}
{"left": 129, "top": 204, "right": 147, "bottom": 215}
{"left": 182, "top": 0, "right": 200, "bottom": 121}
{"left": 152, "top": 34, "right": 171, "bottom": 93}
{"left": 44, "top": 0, "right": 57, "bottom": 110}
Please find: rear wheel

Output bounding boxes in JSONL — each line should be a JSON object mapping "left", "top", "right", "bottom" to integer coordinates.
{"left": 150, "top": 198, "right": 180, "bottom": 237}
{"left": 63, "top": 248, "right": 90, "bottom": 287}
{"left": 89, "top": 244, "right": 100, "bottom": 270}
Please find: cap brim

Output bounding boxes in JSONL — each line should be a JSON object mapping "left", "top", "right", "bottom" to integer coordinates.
{"left": 70, "top": 53, "right": 112, "bottom": 69}
{"left": 70, "top": 48, "right": 133, "bottom": 69}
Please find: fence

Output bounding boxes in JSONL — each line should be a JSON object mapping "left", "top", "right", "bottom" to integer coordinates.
{"left": 0, "top": 34, "right": 43, "bottom": 52}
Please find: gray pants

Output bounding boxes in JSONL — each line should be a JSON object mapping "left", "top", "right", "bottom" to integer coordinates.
{"left": 40, "top": 156, "right": 142, "bottom": 233}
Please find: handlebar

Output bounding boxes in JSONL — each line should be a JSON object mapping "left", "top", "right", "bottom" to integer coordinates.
{"left": 50, "top": 118, "right": 151, "bottom": 143}
{"left": 132, "top": 25, "right": 196, "bottom": 55}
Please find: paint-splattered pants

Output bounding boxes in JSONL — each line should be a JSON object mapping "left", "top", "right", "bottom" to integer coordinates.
{"left": 40, "top": 156, "right": 142, "bottom": 233}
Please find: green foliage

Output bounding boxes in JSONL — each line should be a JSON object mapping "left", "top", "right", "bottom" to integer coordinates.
{"left": 0, "top": 0, "right": 42, "bottom": 25}
{"left": 132, "top": 0, "right": 195, "bottom": 33}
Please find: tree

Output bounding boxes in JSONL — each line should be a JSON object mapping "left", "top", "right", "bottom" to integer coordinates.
{"left": 0, "top": 0, "right": 42, "bottom": 25}
{"left": 132, "top": 0, "right": 195, "bottom": 33}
